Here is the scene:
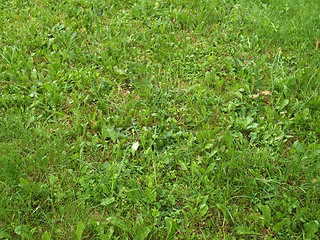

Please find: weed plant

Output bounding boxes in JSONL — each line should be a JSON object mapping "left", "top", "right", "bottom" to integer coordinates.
{"left": 1, "top": 0, "right": 320, "bottom": 239}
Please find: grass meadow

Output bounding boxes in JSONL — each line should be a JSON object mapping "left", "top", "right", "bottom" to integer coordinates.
{"left": 1, "top": 0, "right": 320, "bottom": 239}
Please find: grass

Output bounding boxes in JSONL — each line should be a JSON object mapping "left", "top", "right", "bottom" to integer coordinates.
{"left": 1, "top": 0, "right": 320, "bottom": 239}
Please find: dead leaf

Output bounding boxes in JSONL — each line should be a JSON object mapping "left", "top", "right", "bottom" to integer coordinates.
{"left": 262, "top": 90, "right": 271, "bottom": 95}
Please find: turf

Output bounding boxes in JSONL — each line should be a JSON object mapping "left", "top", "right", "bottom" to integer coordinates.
{"left": 1, "top": 0, "right": 320, "bottom": 239}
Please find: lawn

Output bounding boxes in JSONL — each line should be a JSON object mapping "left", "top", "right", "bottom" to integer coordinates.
{"left": 1, "top": 0, "right": 320, "bottom": 239}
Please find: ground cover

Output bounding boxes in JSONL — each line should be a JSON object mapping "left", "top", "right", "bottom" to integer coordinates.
{"left": 1, "top": 0, "right": 320, "bottom": 239}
